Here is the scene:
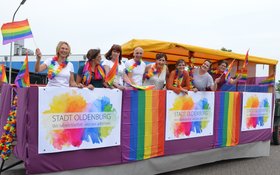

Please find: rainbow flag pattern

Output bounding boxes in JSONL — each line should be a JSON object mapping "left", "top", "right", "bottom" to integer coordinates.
{"left": 14, "top": 53, "right": 30, "bottom": 87}
{"left": 224, "top": 59, "right": 235, "bottom": 80}
{"left": 237, "top": 69, "right": 247, "bottom": 82}
{"left": 1, "top": 19, "right": 33, "bottom": 45}
{"left": 0, "top": 64, "right": 8, "bottom": 83}
{"left": 259, "top": 74, "right": 275, "bottom": 86}
{"left": 122, "top": 90, "right": 166, "bottom": 161}
{"left": 242, "top": 49, "right": 249, "bottom": 69}
{"left": 105, "top": 58, "right": 118, "bottom": 86}
{"left": 215, "top": 92, "right": 241, "bottom": 147}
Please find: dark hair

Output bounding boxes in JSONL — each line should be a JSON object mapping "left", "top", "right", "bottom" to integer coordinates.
{"left": 175, "top": 59, "right": 186, "bottom": 66}
{"left": 156, "top": 53, "right": 167, "bottom": 61}
{"left": 218, "top": 60, "right": 228, "bottom": 67}
{"left": 86, "top": 49, "right": 100, "bottom": 61}
{"left": 104, "top": 44, "right": 122, "bottom": 64}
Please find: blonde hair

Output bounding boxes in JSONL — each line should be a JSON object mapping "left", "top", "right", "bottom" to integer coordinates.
{"left": 56, "top": 41, "right": 71, "bottom": 58}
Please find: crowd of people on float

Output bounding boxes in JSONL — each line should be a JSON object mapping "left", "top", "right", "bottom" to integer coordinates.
{"left": 34, "top": 41, "right": 241, "bottom": 93}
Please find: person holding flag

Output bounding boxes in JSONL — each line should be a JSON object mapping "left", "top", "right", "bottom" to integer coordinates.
{"left": 102, "top": 44, "right": 126, "bottom": 90}
{"left": 210, "top": 60, "right": 241, "bottom": 91}
{"left": 35, "top": 41, "right": 82, "bottom": 88}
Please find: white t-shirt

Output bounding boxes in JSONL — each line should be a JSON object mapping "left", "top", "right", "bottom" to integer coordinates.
{"left": 44, "top": 58, "right": 74, "bottom": 87}
{"left": 193, "top": 68, "right": 214, "bottom": 91}
{"left": 102, "top": 59, "right": 126, "bottom": 86}
{"left": 125, "top": 59, "right": 146, "bottom": 86}
{"left": 143, "top": 63, "right": 167, "bottom": 90}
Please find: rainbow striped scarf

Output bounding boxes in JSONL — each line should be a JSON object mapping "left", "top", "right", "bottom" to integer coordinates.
{"left": 125, "top": 60, "right": 141, "bottom": 74}
{"left": 144, "top": 64, "right": 162, "bottom": 79}
{"left": 48, "top": 56, "right": 68, "bottom": 80}
{"left": 82, "top": 61, "right": 105, "bottom": 85}
{"left": 105, "top": 58, "right": 119, "bottom": 86}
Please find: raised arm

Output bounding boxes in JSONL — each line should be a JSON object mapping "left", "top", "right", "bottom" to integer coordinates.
{"left": 35, "top": 48, "right": 47, "bottom": 73}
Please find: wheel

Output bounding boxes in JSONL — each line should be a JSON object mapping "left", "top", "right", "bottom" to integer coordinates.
{"left": 273, "top": 118, "right": 280, "bottom": 145}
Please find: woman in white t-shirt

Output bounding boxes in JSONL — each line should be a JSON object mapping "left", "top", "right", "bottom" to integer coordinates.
{"left": 143, "top": 53, "right": 169, "bottom": 90}
{"left": 102, "top": 44, "right": 126, "bottom": 90}
{"left": 35, "top": 41, "right": 82, "bottom": 87}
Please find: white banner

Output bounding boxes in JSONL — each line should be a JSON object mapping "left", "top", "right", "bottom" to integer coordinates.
{"left": 165, "top": 91, "right": 215, "bottom": 141}
{"left": 38, "top": 87, "right": 122, "bottom": 154}
{"left": 241, "top": 92, "right": 272, "bottom": 131}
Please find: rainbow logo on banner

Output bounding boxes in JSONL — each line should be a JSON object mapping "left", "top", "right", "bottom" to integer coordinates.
{"left": 122, "top": 90, "right": 166, "bottom": 161}
{"left": 244, "top": 96, "right": 269, "bottom": 129}
{"left": 169, "top": 96, "right": 211, "bottom": 137}
{"left": 215, "top": 92, "right": 241, "bottom": 147}
{"left": 1, "top": 19, "right": 33, "bottom": 45}
{"left": 43, "top": 92, "right": 117, "bottom": 150}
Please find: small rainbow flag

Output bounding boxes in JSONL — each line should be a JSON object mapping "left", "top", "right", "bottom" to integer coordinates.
{"left": 1, "top": 19, "right": 33, "bottom": 45}
{"left": 122, "top": 90, "right": 166, "bottom": 161}
{"left": 237, "top": 68, "right": 247, "bottom": 82}
{"left": 215, "top": 92, "right": 241, "bottom": 147}
{"left": 0, "top": 64, "right": 8, "bottom": 83}
{"left": 224, "top": 59, "right": 235, "bottom": 80}
{"left": 14, "top": 52, "right": 30, "bottom": 87}
{"left": 123, "top": 74, "right": 155, "bottom": 90}
{"left": 105, "top": 58, "right": 118, "bottom": 86}
{"left": 259, "top": 74, "right": 275, "bottom": 86}
{"left": 242, "top": 49, "right": 249, "bottom": 69}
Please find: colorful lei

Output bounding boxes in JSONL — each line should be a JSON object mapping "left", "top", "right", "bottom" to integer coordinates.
{"left": 173, "top": 69, "right": 184, "bottom": 87}
{"left": 144, "top": 63, "right": 162, "bottom": 79}
{"left": 0, "top": 94, "right": 18, "bottom": 160}
{"left": 47, "top": 56, "right": 68, "bottom": 79}
{"left": 125, "top": 60, "right": 141, "bottom": 74}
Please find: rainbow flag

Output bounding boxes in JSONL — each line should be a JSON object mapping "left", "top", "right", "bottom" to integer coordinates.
{"left": 242, "top": 49, "right": 249, "bottom": 69}
{"left": 1, "top": 19, "right": 33, "bottom": 45}
{"left": 215, "top": 92, "right": 241, "bottom": 147}
{"left": 259, "top": 74, "right": 275, "bottom": 86}
{"left": 0, "top": 64, "right": 8, "bottom": 83}
{"left": 105, "top": 58, "right": 118, "bottom": 86}
{"left": 14, "top": 53, "right": 30, "bottom": 87}
{"left": 224, "top": 59, "right": 235, "bottom": 80}
{"left": 122, "top": 90, "right": 166, "bottom": 161}
{"left": 123, "top": 74, "right": 155, "bottom": 90}
{"left": 237, "top": 68, "right": 247, "bottom": 82}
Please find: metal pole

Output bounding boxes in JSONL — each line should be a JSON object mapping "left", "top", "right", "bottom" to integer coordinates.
{"left": 8, "top": 0, "right": 27, "bottom": 84}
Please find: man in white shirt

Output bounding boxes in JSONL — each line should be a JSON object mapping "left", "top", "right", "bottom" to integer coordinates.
{"left": 125, "top": 47, "right": 146, "bottom": 86}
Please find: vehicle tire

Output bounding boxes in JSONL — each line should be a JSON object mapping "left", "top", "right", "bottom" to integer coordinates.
{"left": 273, "top": 118, "right": 280, "bottom": 145}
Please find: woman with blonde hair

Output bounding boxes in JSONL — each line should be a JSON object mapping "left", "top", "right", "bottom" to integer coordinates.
{"left": 35, "top": 41, "right": 81, "bottom": 87}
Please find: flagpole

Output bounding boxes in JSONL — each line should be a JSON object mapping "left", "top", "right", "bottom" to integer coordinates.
{"left": 8, "top": 0, "right": 27, "bottom": 84}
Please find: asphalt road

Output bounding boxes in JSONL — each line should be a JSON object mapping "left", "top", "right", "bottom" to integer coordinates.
{"left": 161, "top": 145, "right": 280, "bottom": 175}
